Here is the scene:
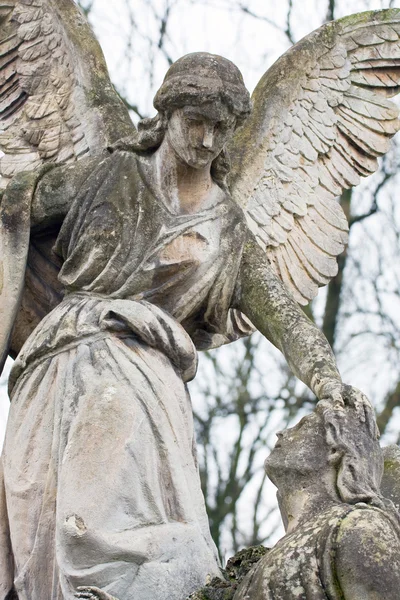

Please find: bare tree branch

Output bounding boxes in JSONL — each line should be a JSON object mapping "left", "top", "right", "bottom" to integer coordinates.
{"left": 115, "top": 88, "right": 145, "bottom": 120}
{"left": 237, "top": 2, "right": 294, "bottom": 43}
{"left": 285, "top": 0, "right": 295, "bottom": 45}
{"left": 77, "top": 0, "right": 95, "bottom": 17}
{"left": 349, "top": 172, "right": 393, "bottom": 227}
{"left": 322, "top": 189, "right": 351, "bottom": 348}
{"left": 326, "top": 0, "right": 336, "bottom": 22}
{"left": 377, "top": 381, "right": 400, "bottom": 434}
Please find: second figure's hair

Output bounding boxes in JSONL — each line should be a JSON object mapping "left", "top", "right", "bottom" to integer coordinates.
{"left": 318, "top": 399, "right": 385, "bottom": 508}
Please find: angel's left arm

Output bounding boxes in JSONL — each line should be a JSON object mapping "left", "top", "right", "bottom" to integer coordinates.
{"left": 237, "top": 233, "right": 342, "bottom": 401}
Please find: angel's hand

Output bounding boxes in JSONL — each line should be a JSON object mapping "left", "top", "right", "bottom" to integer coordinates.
{"left": 317, "top": 379, "right": 345, "bottom": 407}
{"left": 109, "top": 135, "right": 140, "bottom": 153}
{"left": 319, "top": 380, "right": 374, "bottom": 418}
{"left": 75, "top": 587, "right": 119, "bottom": 600}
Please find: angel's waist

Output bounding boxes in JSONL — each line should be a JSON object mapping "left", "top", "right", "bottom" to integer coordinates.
{"left": 10, "top": 293, "right": 197, "bottom": 393}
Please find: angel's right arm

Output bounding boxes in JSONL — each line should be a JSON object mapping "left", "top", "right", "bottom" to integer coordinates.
{"left": 30, "top": 156, "right": 103, "bottom": 232}
{"left": 237, "top": 233, "right": 342, "bottom": 400}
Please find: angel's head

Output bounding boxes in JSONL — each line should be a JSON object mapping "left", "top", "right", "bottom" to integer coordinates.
{"left": 265, "top": 400, "right": 384, "bottom": 516}
{"left": 136, "top": 52, "right": 251, "bottom": 185}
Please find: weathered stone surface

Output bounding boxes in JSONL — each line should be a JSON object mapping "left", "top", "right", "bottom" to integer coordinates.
{"left": 229, "top": 9, "right": 400, "bottom": 305}
{"left": 187, "top": 546, "right": 269, "bottom": 600}
{"left": 232, "top": 401, "right": 400, "bottom": 600}
{"left": 0, "top": 0, "right": 133, "bottom": 188}
{"left": 0, "top": 4, "right": 399, "bottom": 600}
{"left": 382, "top": 444, "right": 400, "bottom": 513}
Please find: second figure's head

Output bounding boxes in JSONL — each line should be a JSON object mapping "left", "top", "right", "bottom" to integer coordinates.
{"left": 265, "top": 399, "right": 383, "bottom": 511}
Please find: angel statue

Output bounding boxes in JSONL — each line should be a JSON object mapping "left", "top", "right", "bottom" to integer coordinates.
{"left": 0, "top": 2, "right": 399, "bottom": 599}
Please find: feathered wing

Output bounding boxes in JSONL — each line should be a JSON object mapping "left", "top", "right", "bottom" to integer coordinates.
{"left": 0, "top": 0, "right": 136, "bottom": 365}
{"left": 0, "top": 0, "right": 135, "bottom": 187}
{"left": 229, "top": 9, "right": 400, "bottom": 304}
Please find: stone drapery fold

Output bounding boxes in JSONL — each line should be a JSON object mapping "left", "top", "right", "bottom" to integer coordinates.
{"left": 2, "top": 296, "right": 220, "bottom": 599}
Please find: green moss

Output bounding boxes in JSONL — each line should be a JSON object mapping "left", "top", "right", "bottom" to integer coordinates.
{"left": 336, "top": 8, "right": 400, "bottom": 28}
{"left": 187, "top": 546, "right": 269, "bottom": 600}
{"left": 383, "top": 459, "right": 400, "bottom": 472}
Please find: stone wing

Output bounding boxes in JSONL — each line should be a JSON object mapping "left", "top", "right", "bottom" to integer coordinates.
{"left": 228, "top": 9, "right": 400, "bottom": 304}
{"left": 0, "top": 0, "right": 134, "bottom": 188}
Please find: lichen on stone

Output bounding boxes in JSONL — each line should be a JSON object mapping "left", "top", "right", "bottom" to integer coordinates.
{"left": 187, "top": 546, "right": 269, "bottom": 600}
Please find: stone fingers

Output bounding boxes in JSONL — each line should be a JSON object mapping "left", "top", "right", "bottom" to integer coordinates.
{"left": 75, "top": 586, "right": 119, "bottom": 600}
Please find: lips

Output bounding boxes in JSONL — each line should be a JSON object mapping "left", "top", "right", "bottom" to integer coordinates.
{"left": 194, "top": 147, "right": 214, "bottom": 154}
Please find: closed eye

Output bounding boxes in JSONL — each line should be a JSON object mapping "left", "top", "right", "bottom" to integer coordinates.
{"left": 215, "top": 121, "right": 231, "bottom": 132}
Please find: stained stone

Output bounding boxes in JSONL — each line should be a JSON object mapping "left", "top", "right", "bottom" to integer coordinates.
{"left": 0, "top": 3, "right": 400, "bottom": 599}
{"left": 232, "top": 401, "right": 400, "bottom": 600}
{"left": 381, "top": 445, "right": 400, "bottom": 513}
{"left": 187, "top": 547, "right": 269, "bottom": 600}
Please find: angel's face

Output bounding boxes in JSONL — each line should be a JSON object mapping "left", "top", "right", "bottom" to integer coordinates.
{"left": 166, "top": 103, "right": 236, "bottom": 169}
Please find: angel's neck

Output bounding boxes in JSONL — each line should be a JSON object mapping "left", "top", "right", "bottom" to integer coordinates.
{"left": 154, "top": 137, "right": 214, "bottom": 214}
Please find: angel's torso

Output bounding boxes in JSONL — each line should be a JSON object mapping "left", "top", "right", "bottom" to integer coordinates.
{"left": 55, "top": 153, "right": 233, "bottom": 311}
{"left": 20, "top": 151, "right": 250, "bottom": 352}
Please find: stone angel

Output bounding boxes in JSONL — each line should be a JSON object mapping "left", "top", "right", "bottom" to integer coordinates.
{"left": 0, "top": 3, "right": 400, "bottom": 599}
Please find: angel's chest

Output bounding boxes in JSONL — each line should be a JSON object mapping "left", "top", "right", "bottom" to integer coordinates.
{"left": 145, "top": 220, "right": 221, "bottom": 274}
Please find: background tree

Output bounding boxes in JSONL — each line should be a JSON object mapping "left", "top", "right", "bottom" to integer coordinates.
{"left": 1, "top": 0, "right": 400, "bottom": 562}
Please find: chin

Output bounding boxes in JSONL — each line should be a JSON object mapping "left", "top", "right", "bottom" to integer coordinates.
{"left": 188, "top": 156, "right": 213, "bottom": 169}
{"left": 264, "top": 459, "right": 280, "bottom": 488}
{"left": 265, "top": 449, "right": 293, "bottom": 478}
{"left": 264, "top": 452, "right": 279, "bottom": 476}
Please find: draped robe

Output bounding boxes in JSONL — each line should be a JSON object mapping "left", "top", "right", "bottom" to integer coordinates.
{"left": 0, "top": 151, "right": 253, "bottom": 600}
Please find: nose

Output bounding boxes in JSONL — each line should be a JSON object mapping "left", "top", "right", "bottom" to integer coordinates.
{"left": 276, "top": 431, "right": 283, "bottom": 439}
{"left": 202, "top": 125, "right": 214, "bottom": 149}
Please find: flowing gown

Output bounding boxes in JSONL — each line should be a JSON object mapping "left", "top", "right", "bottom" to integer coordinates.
{"left": 0, "top": 151, "right": 253, "bottom": 600}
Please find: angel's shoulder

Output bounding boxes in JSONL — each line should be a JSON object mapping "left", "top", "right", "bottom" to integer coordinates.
{"left": 31, "top": 151, "right": 142, "bottom": 230}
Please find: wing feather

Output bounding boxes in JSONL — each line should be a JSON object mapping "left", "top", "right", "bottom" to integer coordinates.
{"left": 0, "top": 0, "right": 136, "bottom": 359}
{"left": 229, "top": 9, "right": 400, "bottom": 303}
{"left": 0, "top": 0, "right": 134, "bottom": 188}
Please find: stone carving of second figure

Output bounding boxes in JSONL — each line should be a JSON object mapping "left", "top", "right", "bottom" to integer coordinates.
{"left": 234, "top": 400, "right": 400, "bottom": 600}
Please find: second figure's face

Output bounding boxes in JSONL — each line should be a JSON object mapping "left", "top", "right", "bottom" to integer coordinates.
{"left": 265, "top": 411, "right": 330, "bottom": 486}
{"left": 166, "top": 102, "right": 236, "bottom": 169}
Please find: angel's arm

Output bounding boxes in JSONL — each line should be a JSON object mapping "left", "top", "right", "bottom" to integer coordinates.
{"left": 237, "top": 233, "right": 342, "bottom": 400}
{"left": 30, "top": 156, "right": 103, "bottom": 232}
